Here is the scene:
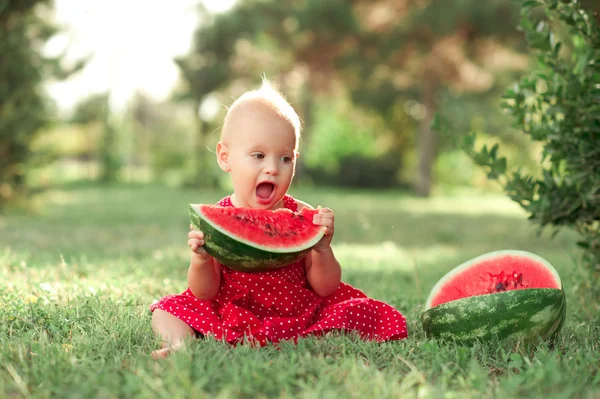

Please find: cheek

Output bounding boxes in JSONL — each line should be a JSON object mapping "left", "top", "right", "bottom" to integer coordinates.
{"left": 286, "top": 164, "right": 296, "bottom": 178}
{"left": 231, "top": 165, "right": 258, "bottom": 183}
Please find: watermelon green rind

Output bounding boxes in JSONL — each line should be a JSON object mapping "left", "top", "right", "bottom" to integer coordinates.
{"left": 551, "top": 290, "right": 567, "bottom": 341}
{"left": 421, "top": 288, "right": 566, "bottom": 343}
{"left": 189, "top": 204, "right": 324, "bottom": 272}
{"left": 424, "top": 250, "right": 562, "bottom": 309}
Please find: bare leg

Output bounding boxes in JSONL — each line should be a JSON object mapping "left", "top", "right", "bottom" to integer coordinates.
{"left": 151, "top": 309, "right": 196, "bottom": 359}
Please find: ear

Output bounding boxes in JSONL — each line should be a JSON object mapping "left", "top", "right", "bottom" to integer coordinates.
{"left": 216, "top": 141, "right": 230, "bottom": 172}
{"left": 294, "top": 150, "right": 300, "bottom": 159}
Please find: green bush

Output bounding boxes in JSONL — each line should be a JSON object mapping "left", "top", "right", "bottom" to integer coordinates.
{"left": 0, "top": 1, "right": 86, "bottom": 210}
{"left": 464, "top": 0, "right": 600, "bottom": 274}
{"left": 303, "top": 97, "right": 406, "bottom": 188}
{"left": 306, "top": 153, "right": 404, "bottom": 188}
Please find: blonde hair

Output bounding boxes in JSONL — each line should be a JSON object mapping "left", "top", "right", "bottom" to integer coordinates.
{"left": 223, "top": 77, "right": 301, "bottom": 148}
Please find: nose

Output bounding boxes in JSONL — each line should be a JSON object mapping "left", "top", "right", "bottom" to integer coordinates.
{"left": 264, "top": 158, "right": 279, "bottom": 176}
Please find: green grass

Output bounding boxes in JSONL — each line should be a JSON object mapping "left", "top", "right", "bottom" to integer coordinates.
{"left": 1, "top": 183, "right": 598, "bottom": 398}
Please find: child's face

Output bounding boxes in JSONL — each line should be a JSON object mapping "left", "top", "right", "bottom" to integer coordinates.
{"left": 218, "top": 101, "right": 298, "bottom": 209}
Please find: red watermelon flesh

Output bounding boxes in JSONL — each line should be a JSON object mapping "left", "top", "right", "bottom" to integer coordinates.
{"left": 426, "top": 250, "right": 562, "bottom": 309}
{"left": 197, "top": 204, "right": 322, "bottom": 251}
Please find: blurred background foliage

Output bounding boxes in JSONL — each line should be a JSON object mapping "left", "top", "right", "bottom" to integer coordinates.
{"left": 1, "top": 0, "right": 599, "bottom": 210}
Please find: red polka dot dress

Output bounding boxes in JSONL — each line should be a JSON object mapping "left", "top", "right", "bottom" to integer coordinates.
{"left": 150, "top": 194, "right": 408, "bottom": 345}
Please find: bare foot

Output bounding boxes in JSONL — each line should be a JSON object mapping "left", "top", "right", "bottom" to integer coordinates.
{"left": 151, "top": 342, "right": 185, "bottom": 359}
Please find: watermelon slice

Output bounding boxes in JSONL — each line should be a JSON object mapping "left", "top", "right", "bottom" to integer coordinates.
{"left": 421, "top": 250, "right": 566, "bottom": 343}
{"left": 189, "top": 204, "right": 325, "bottom": 272}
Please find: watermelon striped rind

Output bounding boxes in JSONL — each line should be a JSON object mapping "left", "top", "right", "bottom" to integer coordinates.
{"left": 189, "top": 204, "right": 325, "bottom": 272}
{"left": 424, "top": 250, "right": 562, "bottom": 310}
{"left": 421, "top": 288, "right": 566, "bottom": 343}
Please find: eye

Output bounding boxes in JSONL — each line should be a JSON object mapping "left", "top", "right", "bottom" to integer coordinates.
{"left": 252, "top": 153, "right": 265, "bottom": 160}
{"left": 281, "top": 156, "right": 293, "bottom": 164}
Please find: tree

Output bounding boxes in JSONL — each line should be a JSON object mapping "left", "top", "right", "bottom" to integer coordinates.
{"left": 69, "top": 92, "right": 120, "bottom": 182}
{"left": 464, "top": 0, "right": 600, "bottom": 276}
{"left": 335, "top": 0, "right": 532, "bottom": 196}
{"left": 128, "top": 92, "right": 195, "bottom": 181}
{"left": 176, "top": 0, "right": 365, "bottom": 184}
{"left": 175, "top": 4, "right": 261, "bottom": 187}
{"left": 179, "top": 0, "right": 532, "bottom": 194}
{"left": 0, "top": 0, "right": 84, "bottom": 210}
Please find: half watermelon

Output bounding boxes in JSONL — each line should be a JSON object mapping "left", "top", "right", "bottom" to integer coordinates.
{"left": 189, "top": 204, "right": 325, "bottom": 272}
{"left": 421, "top": 250, "right": 566, "bottom": 343}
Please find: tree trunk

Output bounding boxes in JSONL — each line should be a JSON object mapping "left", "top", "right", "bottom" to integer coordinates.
{"left": 99, "top": 92, "right": 120, "bottom": 183}
{"left": 193, "top": 117, "right": 207, "bottom": 186}
{"left": 100, "top": 120, "right": 120, "bottom": 183}
{"left": 192, "top": 108, "right": 219, "bottom": 188}
{"left": 415, "top": 77, "right": 439, "bottom": 197}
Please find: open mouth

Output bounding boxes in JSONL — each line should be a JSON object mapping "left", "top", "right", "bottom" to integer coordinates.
{"left": 255, "top": 182, "right": 275, "bottom": 204}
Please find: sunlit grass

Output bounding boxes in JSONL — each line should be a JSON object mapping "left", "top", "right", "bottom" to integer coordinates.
{"left": 0, "top": 183, "right": 598, "bottom": 398}
{"left": 334, "top": 241, "right": 461, "bottom": 276}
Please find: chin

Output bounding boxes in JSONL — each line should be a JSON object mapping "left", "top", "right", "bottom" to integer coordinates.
{"left": 256, "top": 194, "right": 284, "bottom": 209}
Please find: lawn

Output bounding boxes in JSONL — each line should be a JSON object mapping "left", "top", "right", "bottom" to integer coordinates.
{"left": 1, "top": 183, "right": 598, "bottom": 398}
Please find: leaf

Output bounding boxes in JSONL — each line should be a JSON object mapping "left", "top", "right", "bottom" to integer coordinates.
{"left": 490, "top": 143, "right": 499, "bottom": 160}
{"left": 525, "top": 21, "right": 553, "bottom": 52}
{"left": 577, "top": 240, "right": 590, "bottom": 249}
{"left": 521, "top": 0, "right": 542, "bottom": 11}
{"left": 487, "top": 170, "right": 499, "bottom": 180}
{"left": 573, "top": 49, "right": 591, "bottom": 75}
{"left": 430, "top": 112, "right": 449, "bottom": 134}
{"left": 462, "top": 132, "right": 476, "bottom": 152}
{"left": 520, "top": 15, "right": 535, "bottom": 31}
{"left": 496, "top": 157, "right": 508, "bottom": 175}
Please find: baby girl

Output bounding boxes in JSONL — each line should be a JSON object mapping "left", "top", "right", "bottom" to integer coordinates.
{"left": 150, "top": 79, "right": 408, "bottom": 358}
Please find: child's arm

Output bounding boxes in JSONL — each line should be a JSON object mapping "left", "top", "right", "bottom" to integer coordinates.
{"left": 187, "top": 226, "right": 221, "bottom": 299}
{"left": 299, "top": 203, "right": 341, "bottom": 297}
{"left": 305, "top": 243, "right": 342, "bottom": 297}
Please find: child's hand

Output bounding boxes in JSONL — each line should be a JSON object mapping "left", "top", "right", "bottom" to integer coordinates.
{"left": 187, "top": 224, "right": 220, "bottom": 299}
{"left": 312, "top": 206, "right": 334, "bottom": 252}
{"left": 188, "top": 224, "right": 212, "bottom": 262}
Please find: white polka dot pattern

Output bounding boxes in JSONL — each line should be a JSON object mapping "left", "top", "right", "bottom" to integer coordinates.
{"left": 149, "top": 194, "right": 408, "bottom": 345}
